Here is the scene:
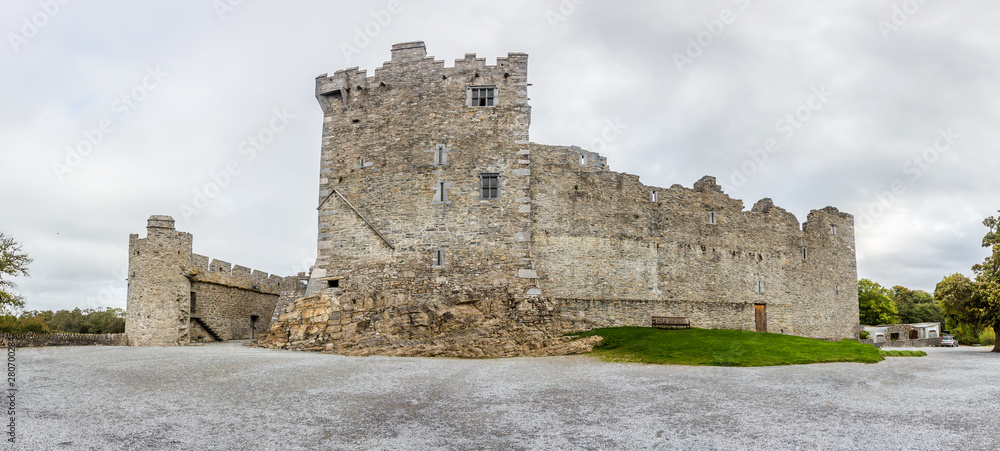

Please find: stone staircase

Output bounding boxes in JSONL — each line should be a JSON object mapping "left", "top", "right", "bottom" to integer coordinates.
{"left": 190, "top": 316, "right": 222, "bottom": 341}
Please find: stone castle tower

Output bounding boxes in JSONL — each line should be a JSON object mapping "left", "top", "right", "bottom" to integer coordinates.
{"left": 125, "top": 216, "right": 193, "bottom": 346}
{"left": 256, "top": 42, "right": 860, "bottom": 356}
{"left": 303, "top": 42, "right": 542, "bottom": 322}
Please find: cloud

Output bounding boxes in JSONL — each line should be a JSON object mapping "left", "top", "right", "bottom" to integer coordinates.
{"left": 3, "top": 0, "right": 1000, "bottom": 309}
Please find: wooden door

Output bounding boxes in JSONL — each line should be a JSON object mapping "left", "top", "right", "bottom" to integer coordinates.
{"left": 754, "top": 304, "right": 767, "bottom": 333}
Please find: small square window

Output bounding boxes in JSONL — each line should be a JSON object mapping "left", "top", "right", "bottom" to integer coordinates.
{"left": 480, "top": 173, "right": 500, "bottom": 199}
{"left": 328, "top": 279, "right": 339, "bottom": 288}
{"left": 468, "top": 86, "right": 496, "bottom": 107}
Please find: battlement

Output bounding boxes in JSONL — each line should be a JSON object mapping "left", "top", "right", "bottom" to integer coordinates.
{"left": 531, "top": 144, "right": 855, "bottom": 234}
{"left": 315, "top": 41, "right": 528, "bottom": 113}
{"left": 188, "top": 253, "right": 289, "bottom": 293}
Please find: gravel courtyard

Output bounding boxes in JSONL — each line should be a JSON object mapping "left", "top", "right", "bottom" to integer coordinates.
{"left": 13, "top": 343, "right": 1000, "bottom": 450}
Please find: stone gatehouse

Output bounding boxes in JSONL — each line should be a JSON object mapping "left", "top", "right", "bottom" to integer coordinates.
{"left": 256, "top": 42, "right": 860, "bottom": 356}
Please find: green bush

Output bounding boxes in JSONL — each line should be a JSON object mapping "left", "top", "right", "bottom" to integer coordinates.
{"left": 18, "top": 317, "right": 49, "bottom": 333}
{"left": 859, "top": 330, "right": 870, "bottom": 339}
{"left": 880, "top": 350, "right": 926, "bottom": 357}
{"left": 979, "top": 328, "right": 995, "bottom": 346}
{"left": 17, "top": 307, "right": 125, "bottom": 334}
{"left": 951, "top": 325, "right": 996, "bottom": 346}
{"left": 0, "top": 315, "right": 50, "bottom": 334}
{"left": 0, "top": 316, "right": 18, "bottom": 333}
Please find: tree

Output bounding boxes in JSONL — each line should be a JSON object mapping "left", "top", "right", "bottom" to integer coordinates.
{"left": 971, "top": 213, "right": 1000, "bottom": 352}
{"left": 943, "top": 213, "right": 1000, "bottom": 352}
{"left": 0, "top": 233, "right": 32, "bottom": 313}
{"left": 936, "top": 273, "right": 976, "bottom": 324}
{"left": 858, "top": 278, "right": 898, "bottom": 325}
{"left": 891, "top": 285, "right": 941, "bottom": 324}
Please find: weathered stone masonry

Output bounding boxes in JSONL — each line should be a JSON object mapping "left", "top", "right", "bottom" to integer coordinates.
{"left": 531, "top": 144, "right": 859, "bottom": 339}
{"left": 259, "top": 42, "right": 859, "bottom": 356}
{"left": 125, "top": 215, "right": 303, "bottom": 346}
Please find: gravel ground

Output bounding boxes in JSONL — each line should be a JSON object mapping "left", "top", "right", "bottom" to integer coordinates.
{"left": 9, "top": 343, "right": 1000, "bottom": 450}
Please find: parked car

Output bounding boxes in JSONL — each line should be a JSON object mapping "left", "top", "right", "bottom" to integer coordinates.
{"left": 941, "top": 335, "right": 959, "bottom": 347}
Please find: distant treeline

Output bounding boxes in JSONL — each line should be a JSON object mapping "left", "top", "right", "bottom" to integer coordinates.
{"left": 0, "top": 307, "right": 125, "bottom": 334}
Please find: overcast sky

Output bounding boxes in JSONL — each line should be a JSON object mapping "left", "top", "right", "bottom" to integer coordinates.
{"left": 2, "top": 0, "right": 997, "bottom": 312}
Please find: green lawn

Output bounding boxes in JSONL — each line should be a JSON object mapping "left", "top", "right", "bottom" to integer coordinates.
{"left": 572, "top": 327, "right": 884, "bottom": 367}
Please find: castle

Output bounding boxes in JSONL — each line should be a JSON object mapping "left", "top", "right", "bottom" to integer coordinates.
{"left": 128, "top": 42, "right": 859, "bottom": 355}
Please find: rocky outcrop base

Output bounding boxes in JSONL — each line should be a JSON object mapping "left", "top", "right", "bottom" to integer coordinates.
{"left": 256, "top": 293, "right": 602, "bottom": 358}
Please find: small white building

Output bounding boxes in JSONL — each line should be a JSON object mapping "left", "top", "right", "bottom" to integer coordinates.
{"left": 863, "top": 322, "right": 941, "bottom": 346}
{"left": 862, "top": 325, "right": 888, "bottom": 343}
{"left": 907, "top": 322, "right": 940, "bottom": 339}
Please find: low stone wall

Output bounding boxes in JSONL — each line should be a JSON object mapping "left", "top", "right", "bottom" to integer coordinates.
{"left": 0, "top": 333, "right": 127, "bottom": 347}
{"left": 556, "top": 298, "right": 756, "bottom": 332}
{"left": 858, "top": 337, "right": 942, "bottom": 348}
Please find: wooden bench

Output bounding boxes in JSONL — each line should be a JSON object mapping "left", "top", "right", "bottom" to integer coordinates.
{"left": 651, "top": 316, "right": 690, "bottom": 329}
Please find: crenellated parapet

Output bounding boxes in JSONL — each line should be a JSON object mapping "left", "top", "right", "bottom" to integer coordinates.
{"left": 315, "top": 41, "right": 529, "bottom": 117}
{"left": 187, "top": 253, "right": 285, "bottom": 294}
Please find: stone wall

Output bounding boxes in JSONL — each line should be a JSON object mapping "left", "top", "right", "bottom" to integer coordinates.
{"left": 187, "top": 282, "right": 276, "bottom": 340}
{"left": 558, "top": 299, "right": 756, "bottom": 331}
{"left": 859, "top": 337, "right": 943, "bottom": 348}
{"left": 126, "top": 215, "right": 301, "bottom": 345}
{"left": 530, "top": 144, "right": 859, "bottom": 339}
{"left": 0, "top": 333, "right": 126, "bottom": 347}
